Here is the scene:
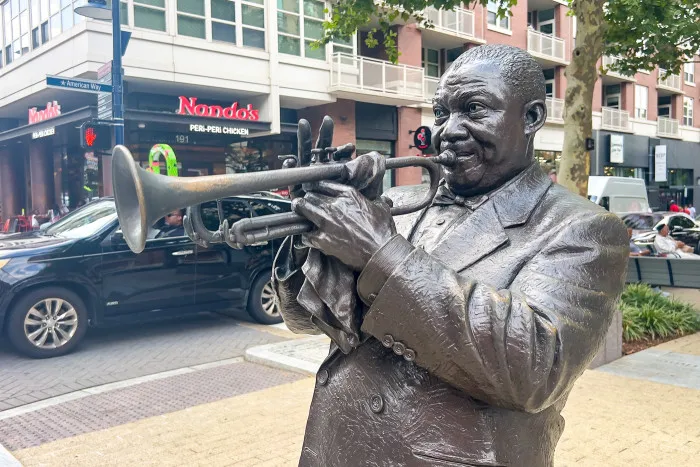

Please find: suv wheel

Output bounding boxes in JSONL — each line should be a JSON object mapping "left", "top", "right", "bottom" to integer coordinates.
{"left": 6, "top": 287, "right": 88, "bottom": 358}
{"left": 246, "top": 274, "right": 283, "bottom": 325}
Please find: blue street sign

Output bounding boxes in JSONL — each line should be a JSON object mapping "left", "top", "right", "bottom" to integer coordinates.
{"left": 46, "top": 75, "right": 113, "bottom": 94}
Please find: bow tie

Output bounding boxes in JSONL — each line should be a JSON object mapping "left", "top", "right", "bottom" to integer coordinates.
{"left": 432, "top": 184, "right": 488, "bottom": 209}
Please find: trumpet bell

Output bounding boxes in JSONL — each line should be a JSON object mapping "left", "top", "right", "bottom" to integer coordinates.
{"left": 112, "top": 145, "right": 150, "bottom": 254}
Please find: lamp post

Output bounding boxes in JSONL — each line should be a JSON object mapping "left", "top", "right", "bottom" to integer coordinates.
{"left": 75, "top": 0, "right": 124, "bottom": 146}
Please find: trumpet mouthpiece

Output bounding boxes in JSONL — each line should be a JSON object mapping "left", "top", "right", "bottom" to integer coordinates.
{"left": 435, "top": 150, "right": 457, "bottom": 167}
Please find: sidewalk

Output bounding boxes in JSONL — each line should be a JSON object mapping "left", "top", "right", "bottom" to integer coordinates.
{"left": 8, "top": 332, "right": 700, "bottom": 466}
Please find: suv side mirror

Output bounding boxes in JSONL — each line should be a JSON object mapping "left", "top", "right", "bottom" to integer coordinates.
{"left": 111, "top": 230, "right": 125, "bottom": 244}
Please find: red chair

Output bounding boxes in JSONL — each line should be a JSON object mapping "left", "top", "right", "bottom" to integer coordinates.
{"left": 16, "top": 216, "right": 30, "bottom": 232}
{"left": 1, "top": 219, "right": 8, "bottom": 233}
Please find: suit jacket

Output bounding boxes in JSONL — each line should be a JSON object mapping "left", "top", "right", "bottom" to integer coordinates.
{"left": 272, "top": 164, "right": 629, "bottom": 467}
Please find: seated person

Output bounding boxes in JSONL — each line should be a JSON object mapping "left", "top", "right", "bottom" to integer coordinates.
{"left": 654, "top": 224, "right": 699, "bottom": 259}
{"left": 627, "top": 228, "right": 650, "bottom": 256}
{"left": 156, "top": 209, "right": 185, "bottom": 238}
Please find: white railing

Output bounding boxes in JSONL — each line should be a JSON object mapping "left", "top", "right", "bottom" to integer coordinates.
{"left": 424, "top": 76, "right": 439, "bottom": 103}
{"left": 602, "top": 56, "right": 635, "bottom": 79}
{"left": 602, "top": 107, "right": 631, "bottom": 131}
{"left": 527, "top": 29, "right": 566, "bottom": 62}
{"left": 657, "top": 117, "right": 680, "bottom": 138}
{"left": 423, "top": 7, "right": 476, "bottom": 38}
{"left": 329, "top": 53, "right": 424, "bottom": 100}
{"left": 546, "top": 97, "right": 564, "bottom": 122}
{"left": 657, "top": 70, "right": 682, "bottom": 91}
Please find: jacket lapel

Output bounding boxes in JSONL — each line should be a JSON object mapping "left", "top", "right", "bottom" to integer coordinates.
{"left": 430, "top": 163, "right": 552, "bottom": 272}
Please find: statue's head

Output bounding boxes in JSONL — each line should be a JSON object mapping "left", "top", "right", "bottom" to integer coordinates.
{"left": 432, "top": 44, "right": 547, "bottom": 197}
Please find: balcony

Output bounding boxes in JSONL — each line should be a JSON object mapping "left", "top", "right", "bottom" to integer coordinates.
{"left": 546, "top": 97, "right": 564, "bottom": 123}
{"left": 601, "top": 56, "right": 636, "bottom": 83}
{"left": 657, "top": 117, "right": 681, "bottom": 138}
{"left": 601, "top": 107, "right": 631, "bottom": 132}
{"left": 329, "top": 53, "right": 425, "bottom": 106}
{"left": 424, "top": 76, "right": 440, "bottom": 104}
{"left": 657, "top": 70, "right": 683, "bottom": 95}
{"left": 527, "top": 29, "right": 568, "bottom": 67}
{"left": 421, "top": 7, "right": 483, "bottom": 46}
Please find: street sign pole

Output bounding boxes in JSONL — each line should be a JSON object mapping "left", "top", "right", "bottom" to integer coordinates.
{"left": 112, "top": 0, "right": 124, "bottom": 146}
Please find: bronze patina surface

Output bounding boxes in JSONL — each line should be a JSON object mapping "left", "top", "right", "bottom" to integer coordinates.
{"left": 273, "top": 44, "right": 629, "bottom": 466}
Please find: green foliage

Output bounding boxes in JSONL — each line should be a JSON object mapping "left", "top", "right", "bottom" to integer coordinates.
{"left": 318, "top": 0, "right": 699, "bottom": 76}
{"left": 620, "top": 283, "right": 700, "bottom": 342}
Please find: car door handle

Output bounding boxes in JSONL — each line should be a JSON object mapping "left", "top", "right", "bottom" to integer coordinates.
{"left": 172, "top": 249, "right": 194, "bottom": 256}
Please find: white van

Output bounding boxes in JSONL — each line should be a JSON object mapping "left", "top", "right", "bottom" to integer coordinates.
{"left": 587, "top": 176, "right": 651, "bottom": 214}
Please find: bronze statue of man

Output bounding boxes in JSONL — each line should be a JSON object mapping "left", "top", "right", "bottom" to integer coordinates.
{"left": 273, "top": 44, "right": 628, "bottom": 466}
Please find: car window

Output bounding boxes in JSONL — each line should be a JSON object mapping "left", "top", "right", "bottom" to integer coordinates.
{"left": 249, "top": 200, "right": 285, "bottom": 217}
{"left": 670, "top": 216, "right": 695, "bottom": 230}
{"left": 45, "top": 199, "right": 117, "bottom": 239}
{"left": 622, "top": 214, "right": 652, "bottom": 230}
{"left": 610, "top": 197, "right": 649, "bottom": 213}
{"left": 201, "top": 200, "right": 251, "bottom": 231}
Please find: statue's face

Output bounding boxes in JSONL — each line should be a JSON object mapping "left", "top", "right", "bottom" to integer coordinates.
{"left": 432, "top": 60, "right": 536, "bottom": 197}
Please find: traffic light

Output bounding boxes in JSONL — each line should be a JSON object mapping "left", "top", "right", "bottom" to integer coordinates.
{"left": 80, "top": 121, "right": 112, "bottom": 150}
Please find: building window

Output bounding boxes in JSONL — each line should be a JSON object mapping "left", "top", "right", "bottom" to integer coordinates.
{"left": 277, "top": 0, "right": 326, "bottom": 59}
{"left": 604, "top": 84, "right": 621, "bottom": 109}
{"left": 133, "top": 0, "right": 166, "bottom": 32}
{"left": 684, "top": 62, "right": 695, "bottom": 84}
{"left": 635, "top": 85, "right": 648, "bottom": 119}
{"left": 211, "top": 0, "right": 236, "bottom": 44}
{"left": 537, "top": 8, "right": 555, "bottom": 35}
{"left": 445, "top": 46, "right": 462, "bottom": 71}
{"left": 421, "top": 48, "right": 440, "bottom": 78}
{"left": 684, "top": 97, "right": 694, "bottom": 126}
{"left": 487, "top": 1, "right": 509, "bottom": 30}
{"left": 658, "top": 95, "right": 671, "bottom": 118}
{"left": 543, "top": 69, "right": 555, "bottom": 98}
{"left": 177, "top": 0, "right": 205, "bottom": 38}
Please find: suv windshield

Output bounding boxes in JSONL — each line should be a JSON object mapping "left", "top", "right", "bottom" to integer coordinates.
{"left": 44, "top": 200, "right": 117, "bottom": 239}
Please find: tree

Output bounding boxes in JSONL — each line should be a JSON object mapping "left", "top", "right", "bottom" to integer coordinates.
{"left": 316, "top": 0, "right": 700, "bottom": 196}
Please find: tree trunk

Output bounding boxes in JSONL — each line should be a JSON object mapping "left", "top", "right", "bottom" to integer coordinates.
{"left": 558, "top": 0, "right": 606, "bottom": 197}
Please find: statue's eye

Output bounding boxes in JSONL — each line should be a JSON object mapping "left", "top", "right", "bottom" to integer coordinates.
{"left": 434, "top": 108, "right": 447, "bottom": 119}
{"left": 467, "top": 103, "right": 486, "bottom": 114}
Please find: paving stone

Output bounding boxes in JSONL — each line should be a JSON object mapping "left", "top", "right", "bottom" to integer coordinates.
{"left": 597, "top": 348, "right": 700, "bottom": 390}
{"left": 0, "top": 361, "right": 302, "bottom": 451}
{"left": 0, "top": 313, "right": 285, "bottom": 410}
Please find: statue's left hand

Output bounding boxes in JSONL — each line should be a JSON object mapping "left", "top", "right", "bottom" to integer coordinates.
{"left": 293, "top": 181, "right": 396, "bottom": 271}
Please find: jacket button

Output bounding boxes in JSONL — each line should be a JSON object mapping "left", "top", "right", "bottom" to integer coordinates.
{"left": 370, "top": 394, "right": 384, "bottom": 414}
{"left": 316, "top": 369, "right": 329, "bottom": 386}
{"left": 367, "top": 293, "right": 377, "bottom": 302}
{"left": 381, "top": 334, "right": 394, "bottom": 348}
{"left": 404, "top": 348, "right": 416, "bottom": 362}
{"left": 392, "top": 342, "right": 406, "bottom": 356}
{"left": 436, "top": 218, "right": 445, "bottom": 225}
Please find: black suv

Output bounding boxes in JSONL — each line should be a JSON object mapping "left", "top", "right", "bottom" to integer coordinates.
{"left": 0, "top": 195, "right": 290, "bottom": 358}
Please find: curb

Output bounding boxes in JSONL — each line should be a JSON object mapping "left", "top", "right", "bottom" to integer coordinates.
{"left": 0, "top": 441, "right": 21, "bottom": 467}
{"left": 245, "top": 335, "right": 329, "bottom": 376}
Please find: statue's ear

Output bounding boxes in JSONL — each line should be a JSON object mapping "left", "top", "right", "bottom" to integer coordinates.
{"left": 523, "top": 100, "right": 546, "bottom": 136}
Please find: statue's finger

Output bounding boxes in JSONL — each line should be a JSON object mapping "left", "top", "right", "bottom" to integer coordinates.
{"left": 316, "top": 116, "right": 334, "bottom": 150}
{"left": 297, "top": 119, "right": 313, "bottom": 167}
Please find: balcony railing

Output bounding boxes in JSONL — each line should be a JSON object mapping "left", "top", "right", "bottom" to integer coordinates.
{"left": 546, "top": 97, "right": 564, "bottom": 122}
{"left": 527, "top": 29, "right": 566, "bottom": 63}
{"left": 657, "top": 70, "right": 682, "bottom": 91}
{"left": 329, "top": 53, "right": 424, "bottom": 102}
{"left": 601, "top": 56, "right": 635, "bottom": 80}
{"left": 657, "top": 117, "right": 680, "bottom": 138}
{"left": 423, "top": 7, "right": 476, "bottom": 39}
{"left": 601, "top": 107, "right": 631, "bottom": 132}
{"left": 424, "top": 76, "right": 439, "bottom": 103}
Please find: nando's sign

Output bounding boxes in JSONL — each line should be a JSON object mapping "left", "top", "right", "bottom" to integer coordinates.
{"left": 176, "top": 96, "right": 260, "bottom": 121}
{"left": 28, "top": 101, "right": 61, "bottom": 124}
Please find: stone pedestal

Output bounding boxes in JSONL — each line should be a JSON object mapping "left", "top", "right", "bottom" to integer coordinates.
{"left": 589, "top": 308, "right": 623, "bottom": 369}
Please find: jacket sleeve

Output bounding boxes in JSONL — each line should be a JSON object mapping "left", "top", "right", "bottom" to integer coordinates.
{"left": 359, "top": 211, "right": 629, "bottom": 413}
{"left": 272, "top": 236, "right": 322, "bottom": 335}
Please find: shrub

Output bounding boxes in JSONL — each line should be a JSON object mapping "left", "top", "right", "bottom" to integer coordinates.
{"left": 619, "top": 284, "right": 700, "bottom": 342}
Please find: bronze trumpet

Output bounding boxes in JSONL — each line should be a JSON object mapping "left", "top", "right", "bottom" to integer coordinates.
{"left": 112, "top": 145, "right": 455, "bottom": 254}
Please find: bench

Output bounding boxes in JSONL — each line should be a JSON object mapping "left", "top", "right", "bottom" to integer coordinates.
{"left": 626, "top": 256, "right": 700, "bottom": 288}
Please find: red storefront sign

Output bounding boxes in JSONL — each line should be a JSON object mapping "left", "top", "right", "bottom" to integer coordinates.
{"left": 176, "top": 96, "right": 260, "bottom": 121}
{"left": 28, "top": 101, "right": 61, "bottom": 124}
